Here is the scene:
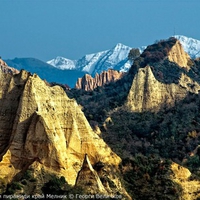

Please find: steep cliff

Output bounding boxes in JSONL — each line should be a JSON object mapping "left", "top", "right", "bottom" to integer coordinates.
{"left": 126, "top": 38, "right": 199, "bottom": 112}
{"left": 126, "top": 65, "right": 200, "bottom": 112}
{"left": 65, "top": 37, "right": 200, "bottom": 199}
{"left": 75, "top": 154, "right": 107, "bottom": 194}
{"left": 0, "top": 59, "right": 19, "bottom": 74}
{"left": 167, "top": 40, "right": 191, "bottom": 70}
{"left": 0, "top": 67, "right": 128, "bottom": 196}
{"left": 140, "top": 37, "right": 191, "bottom": 70}
{"left": 75, "top": 69, "right": 124, "bottom": 91}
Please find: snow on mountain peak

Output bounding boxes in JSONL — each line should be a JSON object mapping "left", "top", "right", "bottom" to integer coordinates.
{"left": 81, "top": 43, "right": 132, "bottom": 75}
{"left": 47, "top": 35, "right": 200, "bottom": 77}
{"left": 47, "top": 56, "right": 76, "bottom": 70}
{"left": 113, "top": 43, "right": 127, "bottom": 49}
{"left": 47, "top": 44, "right": 132, "bottom": 75}
{"left": 112, "top": 43, "right": 131, "bottom": 51}
{"left": 174, "top": 35, "right": 200, "bottom": 58}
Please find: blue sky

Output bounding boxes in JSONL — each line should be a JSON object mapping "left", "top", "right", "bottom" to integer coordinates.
{"left": 0, "top": 0, "right": 200, "bottom": 61}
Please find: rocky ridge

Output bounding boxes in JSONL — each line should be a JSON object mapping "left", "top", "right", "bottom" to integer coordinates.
{"left": 126, "top": 66, "right": 200, "bottom": 112}
{"left": 0, "top": 59, "right": 19, "bottom": 74}
{"left": 126, "top": 38, "right": 199, "bottom": 112}
{"left": 174, "top": 35, "right": 200, "bottom": 59}
{"left": 47, "top": 43, "right": 133, "bottom": 75}
{"left": 65, "top": 36, "right": 200, "bottom": 199}
{"left": 75, "top": 154, "right": 107, "bottom": 194}
{"left": 75, "top": 69, "right": 125, "bottom": 91}
{"left": 0, "top": 67, "right": 128, "bottom": 197}
{"left": 167, "top": 40, "right": 191, "bottom": 70}
{"left": 1, "top": 36, "right": 200, "bottom": 199}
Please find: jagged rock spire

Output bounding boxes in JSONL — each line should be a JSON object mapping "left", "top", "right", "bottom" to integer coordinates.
{"left": 75, "top": 154, "right": 107, "bottom": 194}
{"left": 0, "top": 63, "right": 125, "bottom": 195}
{"left": 126, "top": 65, "right": 200, "bottom": 112}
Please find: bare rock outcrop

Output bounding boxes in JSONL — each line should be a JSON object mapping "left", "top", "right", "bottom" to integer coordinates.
{"left": 171, "top": 162, "right": 200, "bottom": 199}
{"left": 75, "top": 154, "right": 107, "bottom": 194}
{"left": 0, "top": 58, "right": 19, "bottom": 74}
{"left": 75, "top": 154, "right": 131, "bottom": 199}
{"left": 0, "top": 66, "right": 127, "bottom": 195}
{"left": 126, "top": 65, "right": 200, "bottom": 112}
{"left": 167, "top": 40, "right": 191, "bottom": 70}
{"left": 75, "top": 69, "right": 124, "bottom": 91}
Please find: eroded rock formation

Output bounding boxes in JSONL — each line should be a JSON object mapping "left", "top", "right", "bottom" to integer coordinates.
{"left": 167, "top": 40, "right": 191, "bottom": 70}
{"left": 0, "top": 59, "right": 19, "bottom": 74}
{"left": 75, "top": 69, "right": 124, "bottom": 91}
{"left": 126, "top": 65, "right": 200, "bottom": 112}
{"left": 171, "top": 162, "right": 200, "bottom": 199}
{"left": 0, "top": 67, "right": 127, "bottom": 196}
{"left": 75, "top": 154, "right": 107, "bottom": 194}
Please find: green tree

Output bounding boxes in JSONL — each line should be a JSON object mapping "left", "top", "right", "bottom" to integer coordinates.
{"left": 128, "top": 48, "right": 140, "bottom": 61}
{"left": 42, "top": 175, "right": 66, "bottom": 195}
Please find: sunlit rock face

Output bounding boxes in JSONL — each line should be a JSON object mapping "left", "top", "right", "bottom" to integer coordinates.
{"left": 75, "top": 154, "right": 131, "bottom": 199}
{"left": 0, "top": 59, "right": 19, "bottom": 74}
{"left": 171, "top": 162, "right": 200, "bottom": 199}
{"left": 126, "top": 38, "right": 199, "bottom": 112}
{"left": 126, "top": 66, "right": 200, "bottom": 112}
{"left": 0, "top": 68, "right": 121, "bottom": 189}
{"left": 75, "top": 154, "right": 107, "bottom": 194}
{"left": 75, "top": 69, "right": 124, "bottom": 91}
{"left": 167, "top": 40, "right": 191, "bottom": 70}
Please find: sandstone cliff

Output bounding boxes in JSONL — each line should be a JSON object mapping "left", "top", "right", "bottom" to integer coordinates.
{"left": 0, "top": 58, "right": 19, "bottom": 74}
{"left": 141, "top": 37, "right": 191, "bottom": 71}
{"left": 126, "top": 65, "right": 200, "bottom": 112}
{"left": 75, "top": 154, "right": 107, "bottom": 194}
{"left": 0, "top": 67, "right": 127, "bottom": 196}
{"left": 75, "top": 69, "right": 124, "bottom": 91}
{"left": 171, "top": 162, "right": 200, "bottom": 199}
{"left": 167, "top": 40, "right": 191, "bottom": 70}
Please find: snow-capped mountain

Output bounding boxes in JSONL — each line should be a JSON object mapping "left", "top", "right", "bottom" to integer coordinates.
{"left": 47, "top": 56, "right": 76, "bottom": 70}
{"left": 79, "top": 43, "right": 133, "bottom": 75}
{"left": 174, "top": 35, "right": 200, "bottom": 58}
{"left": 47, "top": 35, "right": 200, "bottom": 76}
{"left": 47, "top": 43, "right": 136, "bottom": 76}
{"left": 5, "top": 35, "right": 200, "bottom": 88}
{"left": 76, "top": 50, "right": 109, "bottom": 74}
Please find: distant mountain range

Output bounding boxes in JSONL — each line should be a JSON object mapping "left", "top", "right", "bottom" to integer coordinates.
{"left": 5, "top": 35, "right": 200, "bottom": 87}
{"left": 47, "top": 43, "right": 142, "bottom": 75}
{"left": 5, "top": 58, "right": 85, "bottom": 87}
{"left": 2, "top": 34, "right": 200, "bottom": 199}
{"left": 47, "top": 35, "right": 200, "bottom": 73}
